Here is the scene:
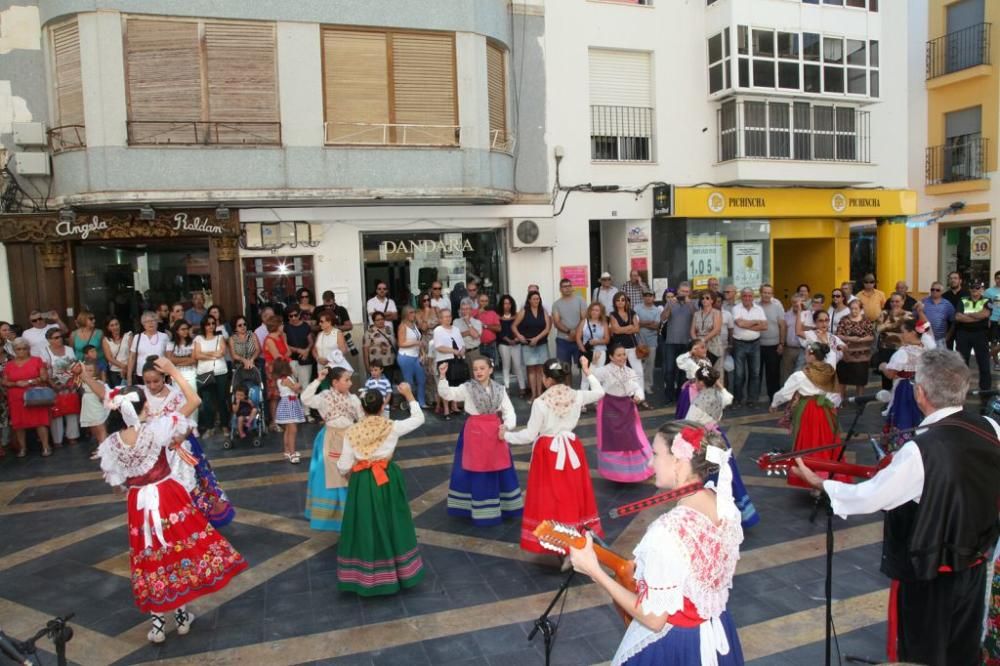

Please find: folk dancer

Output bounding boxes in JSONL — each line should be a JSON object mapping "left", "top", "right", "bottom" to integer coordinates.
{"left": 96, "top": 358, "right": 246, "bottom": 644}
{"left": 337, "top": 383, "right": 425, "bottom": 596}
{"left": 592, "top": 343, "right": 654, "bottom": 483}
{"left": 796, "top": 349, "right": 1000, "bottom": 666}
{"left": 570, "top": 422, "right": 745, "bottom": 665}
{"left": 302, "top": 366, "right": 363, "bottom": 531}
{"left": 879, "top": 317, "right": 936, "bottom": 448}
{"left": 504, "top": 357, "right": 605, "bottom": 566}
{"left": 675, "top": 338, "right": 713, "bottom": 419}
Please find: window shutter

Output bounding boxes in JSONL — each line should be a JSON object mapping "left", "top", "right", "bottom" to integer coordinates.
{"left": 323, "top": 29, "right": 390, "bottom": 144}
{"left": 390, "top": 32, "right": 457, "bottom": 145}
{"left": 204, "top": 21, "right": 279, "bottom": 143}
{"left": 51, "top": 19, "right": 83, "bottom": 128}
{"left": 589, "top": 49, "right": 652, "bottom": 137}
{"left": 486, "top": 43, "right": 507, "bottom": 149}
{"left": 125, "top": 18, "right": 202, "bottom": 143}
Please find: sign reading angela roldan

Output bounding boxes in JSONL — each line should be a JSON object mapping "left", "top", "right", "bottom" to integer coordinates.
{"left": 0, "top": 209, "right": 238, "bottom": 243}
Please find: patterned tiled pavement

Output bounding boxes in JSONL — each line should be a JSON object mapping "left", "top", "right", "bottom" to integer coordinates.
{"left": 0, "top": 385, "right": 930, "bottom": 665}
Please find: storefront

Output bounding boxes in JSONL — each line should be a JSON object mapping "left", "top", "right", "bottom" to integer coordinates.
{"left": 0, "top": 208, "right": 241, "bottom": 328}
{"left": 652, "top": 187, "right": 916, "bottom": 300}
{"left": 938, "top": 221, "right": 993, "bottom": 285}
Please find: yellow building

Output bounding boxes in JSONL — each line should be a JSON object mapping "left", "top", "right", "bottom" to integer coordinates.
{"left": 916, "top": 0, "right": 997, "bottom": 291}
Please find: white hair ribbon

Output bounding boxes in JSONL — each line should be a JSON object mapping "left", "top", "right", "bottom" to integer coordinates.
{"left": 705, "top": 445, "right": 740, "bottom": 523}
{"left": 105, "top": 388, "right": 141, "bottom": 429}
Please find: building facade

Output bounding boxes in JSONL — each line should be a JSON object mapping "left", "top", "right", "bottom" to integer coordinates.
{"left": 910, "top": 0, "right": 998, "bottom": 292}
{"left": 546, "top": 0, "right": 912, "bottom": 303}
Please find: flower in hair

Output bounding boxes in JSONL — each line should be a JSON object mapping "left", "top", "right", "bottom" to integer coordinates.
{"left": 671, "top": 426, "right": 705, "bottom": 461}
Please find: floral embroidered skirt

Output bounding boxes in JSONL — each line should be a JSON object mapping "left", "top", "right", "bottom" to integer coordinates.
{"left": 304, "top": 426, "right": 349, "bottom": 532}
{"left": 447, "top": 425, "right": 523, "bottom": 527}
{"left": 596, "top": 394, "right": 653, "bottom": 483}
{"left": 521, "top": 434, "right": 604, "bottom": 554}
{"left": 187, "top": 435, "right": 235, "bottom": 528}
{"left": 126, "top": 478, "right": 246, "bottom": 613}
{"left": 337, "top": 461, "right": 424, "bottom": 596}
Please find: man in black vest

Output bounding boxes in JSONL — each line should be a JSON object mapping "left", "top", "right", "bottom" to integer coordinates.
{"left": 796, "top": 349, "right": 1000, "bottom": 666}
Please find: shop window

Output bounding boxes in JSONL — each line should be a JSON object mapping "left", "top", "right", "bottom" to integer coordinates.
{"left": 849, "top": 226, "right": 876, "bottom": 286}
{"left": 940, "top": 224, "right": 992, "bottom": 286}
{"left": 651, "top": 219, "right": 771, "bottom": 293}
{"left": 242, "top": 256, "right": 316, "bottom": 326}
{"left": 124, "top": 17, "right": 280, "bottom": 145}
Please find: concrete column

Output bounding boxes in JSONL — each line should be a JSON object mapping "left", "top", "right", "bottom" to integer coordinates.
{"left": 277, "top": 22, "right": 324, "bottom": 146}
{"left": 77, "top": 11, "right": 127, "bottom": 147}
{"left": 455, "top": 32, "right": 488, "bottom": 150}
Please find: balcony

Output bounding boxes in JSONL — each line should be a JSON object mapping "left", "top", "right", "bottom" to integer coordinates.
{"left": 126, "top": 121, "right": 282, "bottom": 146}
{"left": 48, "top": 125, "right": 86, "bottom": 153}
{"left": 324, "top": 122, "right": 460, "bottom": 147}
{"left": 590, "top": 105, "right": 653, "bottom": 162}
{"left": 926, "top": 134, "right": 988, "bottom": 185}
{"left": 717, "top": 99, "right": 870, "bottom": 163}
{"left": 926, "top": 23, "right": 991, "bottom": 80}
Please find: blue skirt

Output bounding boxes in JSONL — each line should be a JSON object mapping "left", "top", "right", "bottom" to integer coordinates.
{"left": 304, "top": 427, "right": 348, "bottom": 531}
{"left": 447, "top": 428, "right": 524, "bottom": 527}
{"left": 187, "top": 435, "right": 235, "bottom": 528}
{"left": 675, "top": 381, "right": 694, "bottom": 419}
{"left": 622, "top": 610, "right": 744, "bottom": 665}
{"left": 886, "top": 379, "right": 921, "bottom": 449}
{"left": 710, "top": 430, "right": 759, "bottom": 529}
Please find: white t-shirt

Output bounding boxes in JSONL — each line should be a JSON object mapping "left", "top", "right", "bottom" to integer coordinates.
{"left": 398, "top": 322, "right": 422, "bottom": 358}
{"left": 24, "top": 325, "right": 58, "bottom": 358}
{"left": 432, "top": 325, "right": 464, "bottom": 362}
{"left": 366, "top": 296, "right": 398, "bottom": 334}
{"left": 429, "top": 296, "right": 450, "bottom": 313}
{"left": 731, "top": 303, "right": 766, "bottom": 341}
{"left": 194, "top": 335, "right": 228, "bottom": 375}
{"left": 131, "top": 331, "right": 170, "bottom": 374}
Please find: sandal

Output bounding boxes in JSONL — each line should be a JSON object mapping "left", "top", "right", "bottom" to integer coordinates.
{"left": 285, "top": 451, "right": 301, "bottom": 464}
{"left": 41, "top": 447, "right": 53, "bottom": 457}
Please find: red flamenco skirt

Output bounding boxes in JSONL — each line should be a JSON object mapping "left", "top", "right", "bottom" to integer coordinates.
{"left": 788, "top": 397, "right": 847, "bottom": 488}
{"left": 127, "top": 478, "right": 247, "bottom": 614}
{"left": 521, "top": 434, "right": 604, "bottom": 554}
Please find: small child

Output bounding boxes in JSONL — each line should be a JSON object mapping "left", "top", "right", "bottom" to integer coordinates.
{"left": 272, "top": 358, "right": 305, "bottom": 464}
{"left": 81, "top": 345, "right": 107, "bottom": 383}
{"left": 77, "top": 359, "right": 110, "bottom": 459}
{"left": 363, "top": 361, "right": 392, "bottom": 417}
{"left": 231, "top": 386, "right": 258, "bottom": 440}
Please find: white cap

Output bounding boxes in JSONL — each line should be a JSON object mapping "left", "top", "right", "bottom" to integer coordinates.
{"left": 600, "top": 271, "right": 612, "bottom": 279}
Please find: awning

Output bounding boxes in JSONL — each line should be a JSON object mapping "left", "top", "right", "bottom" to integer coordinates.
{"left": 672, "top": 187, "right": 917, "bottom": 219}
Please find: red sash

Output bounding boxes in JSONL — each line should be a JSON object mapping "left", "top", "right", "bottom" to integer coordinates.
{"left": 461, "top": 414, "right": 509, "bottom": 472}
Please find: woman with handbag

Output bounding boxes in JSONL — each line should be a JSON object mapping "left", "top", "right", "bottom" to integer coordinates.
{"left": 496, "top": 294, "right": 527, "bottom": 397}
{"left": 126, "top": 311, "right": 169, "bottom": 384}
{"left": 363, "top": 311, "right": 397, "bottom": 383}
{"left": 2, "top": 337, "right": 52, "bottom": 457}
{"left": 512, "top": 291, "right": 551, "bottom": 401}
{"left": 396, "top": 306, "right": 426, "bottom": 407}
{"left": 575, "top": 303, "right": 609, "bottom": 412}
{"left": 193, "top": 313, "right": 230, "bottom": 438}
{"left": 167, "top": 320, "right": 199, "bottom": 425}
{"left": 432, "top": 309, "right": 465, "bottom": 420}
{"left": 44, "top": 327, "right": 81, "bottom": 448}
{"left": 70, "top": 310, "right": 105, "bottom": 369}
{"left": 101, "top": 316, "right": 131, "bottom": 387}
{"left": 416, "top": 293, "right": 440, "bottom": 408}
{"left": 608, "top": 292, "right": 643, "bottom": 380}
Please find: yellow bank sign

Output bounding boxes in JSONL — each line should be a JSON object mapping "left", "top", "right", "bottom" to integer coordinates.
{"left": 674, "top": 187, "right": 917, "bottom": 219}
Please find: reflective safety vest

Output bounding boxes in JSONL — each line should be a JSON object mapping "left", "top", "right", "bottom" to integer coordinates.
{"left": 961, "top": 297, "right": 989, "bottom": 314}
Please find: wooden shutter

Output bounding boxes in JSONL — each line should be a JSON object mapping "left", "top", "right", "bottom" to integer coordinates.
{"left": 204, "top": 21, "right": 279, "bottom": 143}
{"left": 51, "top": 19, "right": 84, "bottom": 128}
{"left": 391, "top": 32, "right": 457, "bottom": 145}
{"left": 322, "top": 29, "right": 390, "bottom": 144}
{"left": 125, "top": 18, "right": 202, "bottom": 143}
{"left": 487, "top": 42, "right": 507, "bottom": 149}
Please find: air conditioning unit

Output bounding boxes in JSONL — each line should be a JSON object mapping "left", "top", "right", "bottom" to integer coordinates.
{"left": 13, "top": 152, "right": 51, "bottom": 176}
{"left": 12, "top": 122, "right": 47, "bottom": 147}
{"left": 510, "top": 218, "right": 556, "bottom": 249}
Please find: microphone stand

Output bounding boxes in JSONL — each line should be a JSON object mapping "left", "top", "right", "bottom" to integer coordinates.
{"left": 812, "top": 399, "right": 870, "bottom": 523}
{"left": 528, "top": 571, "right": 575, "bottom": 666}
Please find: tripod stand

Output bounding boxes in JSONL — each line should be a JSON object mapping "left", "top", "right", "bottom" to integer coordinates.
{"left": 527, "top": 571, "right": 575, "bottom": 666}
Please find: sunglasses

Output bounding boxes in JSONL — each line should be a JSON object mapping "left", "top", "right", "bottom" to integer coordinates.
{"left": 421, "top": 299, "right": 430, "bottom": 303}
{"left": 930, "top": 288, "right": 943, "bottom": 292}
{"left": 236, "top": 322, "right": 247, "bottom": 327}
{"left": 289, "top": 313, "right": 300, "bottom": 319}
{"left": 30, "top": 317, "right": 43, "bottom": 322}
{"left": 864, "top": 280, "right": 874, "bottom": 284}
{"left": 832, "top": 294, "right": 843, "bottom": 298}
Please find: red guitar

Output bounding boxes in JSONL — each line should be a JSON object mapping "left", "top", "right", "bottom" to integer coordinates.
{"left": 533, "top": 520, "right": 636, "bottom": 627}
{"left": 756, "top": 447, "right": 891, "bottom": 480}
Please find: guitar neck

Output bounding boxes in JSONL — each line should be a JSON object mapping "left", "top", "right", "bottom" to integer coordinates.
{"left": 802, "top": 458, "right": 879, "bottom": 479}
{"left": 609, "top": 481, "right": 704, "bottom": 518}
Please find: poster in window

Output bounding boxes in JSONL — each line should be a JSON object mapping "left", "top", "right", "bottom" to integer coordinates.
{"left": 686, "top": 233, "right": 726, "bottom": 289}
{"left": 560, "top": 265, "right": 589, "bottom": 301}
{"left": 970, "top": 226, "right": 991, "bottom": 260}
{"left": 732, "top": 242, "right": 763, "bottom": 292}
{"left": 627, "top": 222, "right": 652, "bottom": 283}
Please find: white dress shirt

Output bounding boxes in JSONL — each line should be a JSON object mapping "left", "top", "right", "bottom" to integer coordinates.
{"left": 505, "top": 374, "right": 605, "bottom": 445}
{"left": 592, "top": 363, "right": 644, "bottom": 401}
{"left": 437, "top": 380, "right": 516, "bottom": 427}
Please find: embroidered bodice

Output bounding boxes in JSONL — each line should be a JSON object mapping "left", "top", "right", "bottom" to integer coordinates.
{"left": 301, "top": 380, "right": 363, "bottom": 428}
{"left": 592, "top": 363, "right": 643, "bottom": 400}
{"left": 97, "top": 415, "right": 190, "bottom": 487}
{"left": 144, "top": 385, "right": 186, "bottom": 418}
{"left": 436, "top": 379, "right": 516, "bottom": 427}
{"left": 504, "top": 374, "right": 605, "bottom": 444}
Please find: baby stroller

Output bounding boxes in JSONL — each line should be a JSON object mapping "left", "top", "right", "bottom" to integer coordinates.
{"left": 223, "top": 366, "right": 266, "bottom": 449}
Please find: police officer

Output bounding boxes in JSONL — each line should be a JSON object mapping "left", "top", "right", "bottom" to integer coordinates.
{"left": 955, "top": 278, "right": 993, "bottom": 391}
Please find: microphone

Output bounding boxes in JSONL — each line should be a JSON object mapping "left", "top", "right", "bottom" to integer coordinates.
{"left": 847, "top": 392, "right": 889, "bottom": 407}
{"left": 0, "top": 630, "right": 29, "bottom": 665}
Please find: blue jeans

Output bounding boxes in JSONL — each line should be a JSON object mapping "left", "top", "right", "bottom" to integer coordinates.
{"left": 556, "top": 337, "right": 580, "bottom": 364}
{"left": 732, "top": 339, "right": 761, "bottom": 404}
{"left": 661, "top": 342, "right": 688, "bottom": 401}
{"left": 397, "top": 354, "right": 426, "bottom": 405}
{"left": 480, "top": 342, "right": 498, "bottom": 367}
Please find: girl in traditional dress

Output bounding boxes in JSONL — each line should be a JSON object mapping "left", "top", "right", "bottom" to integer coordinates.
{"left": 337, "top": 382, "right": 425, "bottom": 596}
{"left": 675, "top": 338, "right": 713, "bottom": 419}
{"left": 302, "top": 366, "right": 363, "bottom": 531}
{"left": 272, "top": 358, "right": 305, "bottom": 464}
{"left": 770, "top": 342, "right": 844, "bottom": 489}
{"left": 685, "top": 366, "right": 758, "bottom": 529}
{"left": 879, "top": 318, "right": 935, "bottom": 448}
{"left": 96, "top": 358, "right": 247, "bottom": 644}
{"left": 141, "top": 358, "right": 234, "bottom": 528}
{"left": 504, "top": 357, "right": 605, "bottom": 563}
{"left": 78, "top": 359, "right": 110, "bottom": 459}
{"left": 592, "top": 343, "right": 653, "bottom": 483}
{"left": 437, "top": 356, "right": 522, "bottom": 526}
{"left": 569, "top": 421, "right": 745, "bottom": 666}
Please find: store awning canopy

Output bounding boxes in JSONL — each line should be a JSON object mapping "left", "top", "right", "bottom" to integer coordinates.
{"left": 672, "top": 187, "right": 917, "bottom": 219}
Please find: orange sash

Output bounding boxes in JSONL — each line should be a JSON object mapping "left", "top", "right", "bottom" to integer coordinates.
{"left": 352, "top": 458, "right": 390, "bottom": 486}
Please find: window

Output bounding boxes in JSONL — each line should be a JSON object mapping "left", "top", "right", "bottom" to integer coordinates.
{"left": 50, "top": 19, "right": 84, "bottom": 151}
{"left": 870, "top": 40, "right": 879, "bottom": 97}
{"left": 803, "top": 0, "right": 877, "bottom": 7}
{"left": 777, "top": 32, "right": 799, "bottom": 89}
{"left": 487, "top": 42, "right": 510, "bottom": 151}
{"left": 124, "top": 18, "right": 279, "bottom": 145}
{"left": 589, "top": 49, "right": 653, "bottom": 161}
{"left": 322, "top": 28, "right": 458, "bottom": 146}
{"left": 941, "top": 106, "right": 984, "bottom": 182}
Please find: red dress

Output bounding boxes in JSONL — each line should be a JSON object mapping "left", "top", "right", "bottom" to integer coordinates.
{"left": 3, "top": 357, "right": 50, "bottom": 429}
{"left": 263, "top": 333, "right": 289, "bottom": 400}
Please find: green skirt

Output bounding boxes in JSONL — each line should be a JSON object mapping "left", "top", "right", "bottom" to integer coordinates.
{"left": 336, "top": 460, "right": 425, "bottom": 596}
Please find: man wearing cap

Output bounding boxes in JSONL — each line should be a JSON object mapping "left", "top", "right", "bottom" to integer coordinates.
{"left": 955, "top": 279, "right": 993, "bottom": 391}
{"left": 594, "top": 272, "right": 619, "bottom": 315}
{"left": 857, "top": 274, "right": 886, "bottom": 322}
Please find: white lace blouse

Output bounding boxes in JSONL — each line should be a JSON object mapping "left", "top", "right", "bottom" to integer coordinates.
{"left": 613, "top": 505, "right": 743, "bottom": 666}
{"left": 770, "top": 371, "right": 843, "bottom": 409}
{"left": 676, "top": 352, "right": 711, "bottom": 380}
{"left": 592, "top": 363, "right": 644, "bottom": 401}
{"left": 301, "top": 380, "right": 364, "bottom": 428}
{"left": 436, "top": 380, "right": 516, "bottom": 427}
{"left": 504, "top": 374, "right": 605, "bottom": 445}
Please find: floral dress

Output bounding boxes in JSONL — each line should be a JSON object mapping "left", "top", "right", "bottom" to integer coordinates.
{"left": 419, "top": 309, "right": 440, "bottom": 402}
{"left": 364, "top": 325, "right": 396, "bottom": 370}
{"left": 0, "top": 352, "right": 9, "bottom": 431}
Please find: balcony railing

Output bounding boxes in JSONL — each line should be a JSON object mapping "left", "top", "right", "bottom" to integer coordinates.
{"left": 126, "top": 121, "right": 281, "bottom": 146}
{"left": 926, "top": 22, "right": 991, "bottom": 79}
{"left": 717, "top": 100, "right": 870, "bottom": 163}
{"left": 590, "top": 105, "right": 653, "bottom": 162}
{"left": 926, "top": 134, "right": 988, "bottom": 185}
{"left": 325, "top": 122, "right": 460, "bottom": 146}
{"left": 48, "top": 125, "right": 86, "bottom": 153}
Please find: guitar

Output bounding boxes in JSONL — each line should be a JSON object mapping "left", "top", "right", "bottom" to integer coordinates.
{"left": 533, "top": 520, "right": 636, "bottom": 627}
{"left": 756, "top": 448, "right": 891, "bottom": 480}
